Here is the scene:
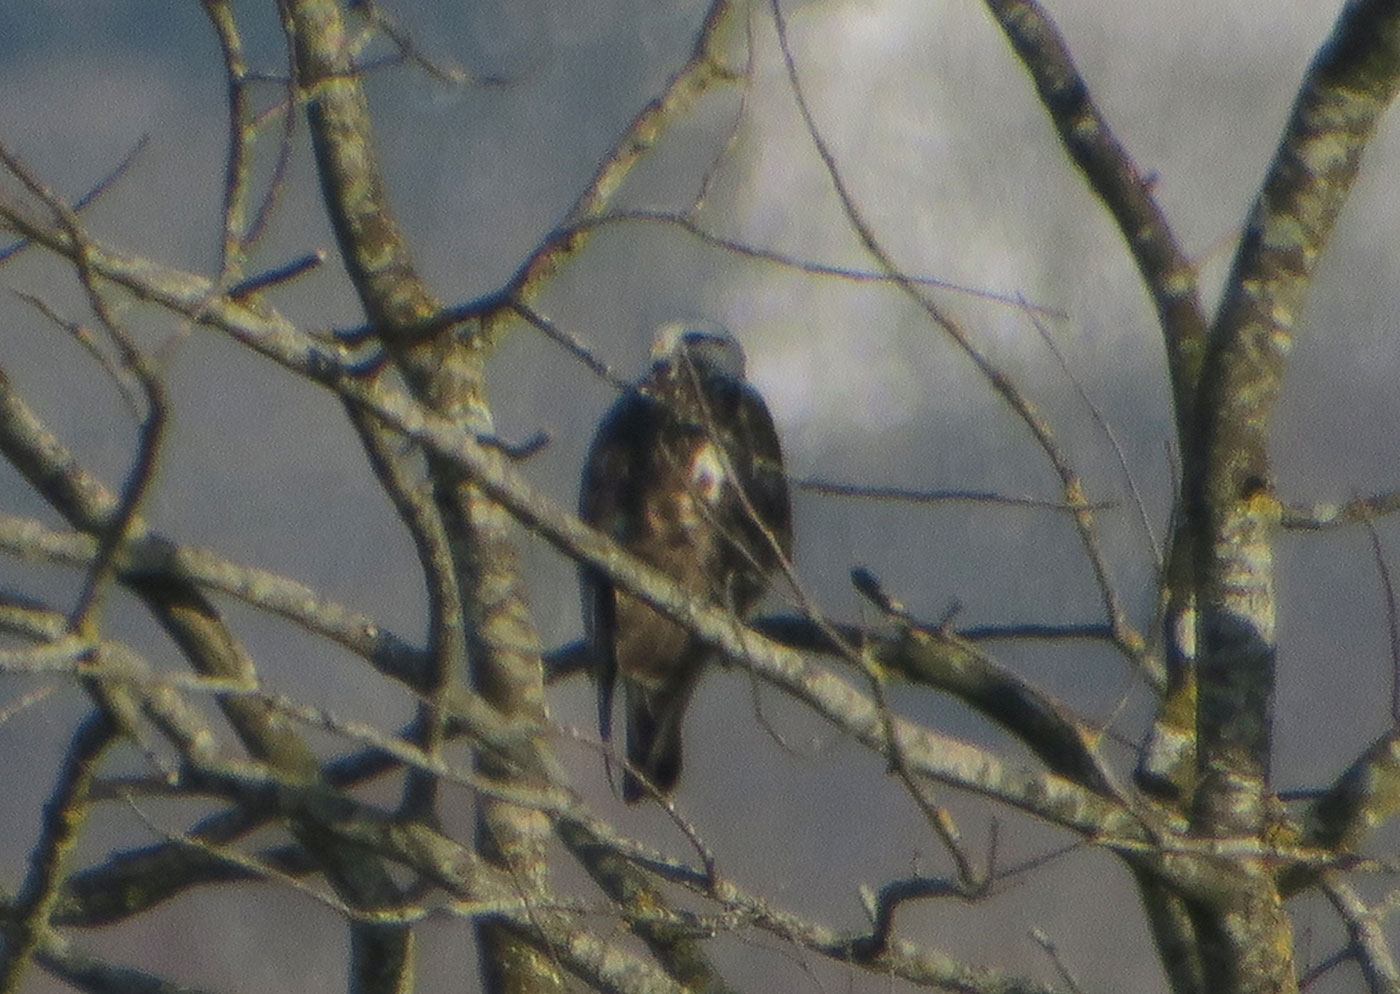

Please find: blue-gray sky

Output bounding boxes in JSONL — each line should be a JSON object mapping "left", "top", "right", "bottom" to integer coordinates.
{"left": 3, "top": 2, "right": 1397, "bottom": 992}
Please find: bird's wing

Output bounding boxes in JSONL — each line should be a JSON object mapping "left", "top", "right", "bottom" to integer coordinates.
{"left": 579, "top": 392, "right": 658, "bottom": 749}
{"left": 731, "top": 378, "right": 794, "bottom": 564}
{"left": 685, "top": 376, "right": 793, "bottom": 604}
{"left": 580, "top": 361, "right": 790, "bottom": 801}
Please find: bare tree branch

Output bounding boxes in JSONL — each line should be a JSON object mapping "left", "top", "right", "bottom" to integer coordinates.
{"left": 1191, "top": 0, "right": 1400, "bottom": 838}
{"left": 766, "top": 0, "right": 1152, "bottom": 691}
{"left": 979, "top": 0, "right": 1207, "bottom": 443}
{"left": 1322, "top": 877, "right": 1400, "bottom": 994}
{"left": 1282, "top": 491, "right": 1400, "bottom": 530}
{"left": 0, "top": 710, "right": 118, "bottom": 994}
{"left": 0, "top": 188, "right": 1144, "bottom": 838}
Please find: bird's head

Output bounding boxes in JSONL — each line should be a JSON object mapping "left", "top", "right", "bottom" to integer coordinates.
{"left": 650, "top": 321, "right": 747, "bottom": 381}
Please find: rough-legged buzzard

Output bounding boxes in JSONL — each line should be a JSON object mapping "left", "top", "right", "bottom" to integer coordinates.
{"left": 580, "top": 323, "right": 792, "bottom": 802}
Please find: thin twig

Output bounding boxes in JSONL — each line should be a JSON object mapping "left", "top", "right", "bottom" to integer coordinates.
{"left": 979, "top": 0, "right": 1207, "bottom": 442}
{"left": 691, "top": 9, "right": 756, "bottom": 212}
{"left": 766, "top": 0, "right": 1151, "bottom": 689}
{"left": 1031, "top": 926, "right": 1087, "bottom": 994}
{"left": 1321, "top": 877, "right": 1400, "bottom": 994}
{"left": 0, "top": 134, "right": 149, "bottom": 265}
{"left": 1023, "top": 302, "right": 1162, "bottom": 566}
{"left": 245, "top": 8, "right": 300, "bottom": 246}
{"left": 11, "top": 290, "right": 145, "bottom": 416}
{"left": 0, "top": 202, "right": 1144, "bottom": 840}
{"left": 0, "top": 511, "right": 428, "bottom": 689}
{"left": 202, "top": 0, "right": 253, "bottom": 278}
{"left": 226, "top": 252, "right": 326, "bottom": 299}
{"left": 509, "top": 300, "right": 629, "bottom": 391}
{"left": 346, "top": 411, "right": 464, "bottom": 820}
{"left": 1283, "top": 491, "right": 1400, "bottom": 531}
{"left": 1358, "top": 509, "right": 1400, "bottom": 725}
{"left": 0, "top": 710, "right": 118, "bottom": 993}
{"left": 349, "top": 0, "right": 516, "bottom": 87}
{"left": 563, "top": 209, "right": 1068, "bottom": 318}
{"left": 0, "top": 140, "right": 171, "bottom": 632}
{"left": 505, "top": 0, "right": 743, "bottom": 304}
{"left": 794, "top": 476, "right": 1110, "bottom": 512}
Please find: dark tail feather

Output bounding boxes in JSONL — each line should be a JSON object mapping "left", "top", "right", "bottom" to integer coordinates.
{"left": 623, "top": 691, "right": 684, "bottom": 804}
{"left": 586, "top": 574, "right": 621, "bottom": 795}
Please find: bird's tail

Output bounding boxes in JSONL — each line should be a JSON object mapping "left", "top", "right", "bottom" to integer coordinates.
{"left": 623, "top": 683, "right": 687, "bottom": 804}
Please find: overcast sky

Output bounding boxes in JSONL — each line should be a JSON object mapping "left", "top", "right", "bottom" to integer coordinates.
{"left": 3, "top": 2, "right": 1398, "bottom": 992}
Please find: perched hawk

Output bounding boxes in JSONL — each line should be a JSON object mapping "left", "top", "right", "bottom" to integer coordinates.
{"left": 580, "top": 323, "right": 792, "bottom": 802}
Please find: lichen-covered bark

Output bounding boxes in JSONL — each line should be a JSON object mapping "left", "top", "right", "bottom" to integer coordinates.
{"left": 286, "top": 2, "right": 558, "bottom": 992}
{"left": 1177, "top": 3, "right": 1400, "bottom": 992}
{"left": 1192, "top": 0, "right": 1400, "bottom": 840}
{"left": 985, "top": 2, "right": 1400, "bottom": 992}
{"left": 982, "top": 0, "right": 1208, "bottom": 439}
{"left": 0, "top": 362, "right": 415, "bottom": 994}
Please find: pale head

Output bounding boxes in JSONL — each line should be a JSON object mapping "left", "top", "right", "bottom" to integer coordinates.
{"left": 650, "top": 320, "right": 747, "bottom": 380}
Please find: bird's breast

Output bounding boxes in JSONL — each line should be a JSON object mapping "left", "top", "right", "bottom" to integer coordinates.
{"left": 687, "top": 441, "right": 727, "bottom": 504}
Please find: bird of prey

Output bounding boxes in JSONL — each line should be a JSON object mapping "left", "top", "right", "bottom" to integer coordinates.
{"left": 580, "top": 323, "right": 792, "bottom": 803}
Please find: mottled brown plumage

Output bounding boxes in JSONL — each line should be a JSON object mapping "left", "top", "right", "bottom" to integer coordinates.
{"left": 580, "top": 324, "right": 792, "bottom": 802}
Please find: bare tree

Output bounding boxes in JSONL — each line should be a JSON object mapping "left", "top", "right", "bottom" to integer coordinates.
{"left": 3, "top": 2, "right": 1400, "bottom": 994}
